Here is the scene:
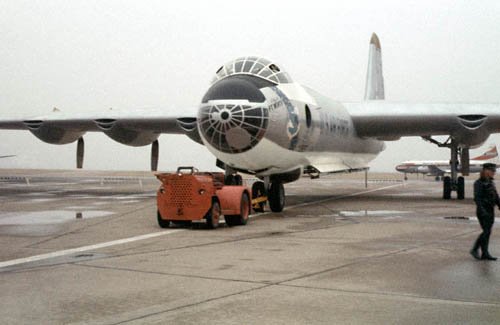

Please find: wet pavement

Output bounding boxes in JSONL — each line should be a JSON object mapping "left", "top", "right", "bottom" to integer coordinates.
{"left": 0, "top": 169, "right": 498, "bottom": 324}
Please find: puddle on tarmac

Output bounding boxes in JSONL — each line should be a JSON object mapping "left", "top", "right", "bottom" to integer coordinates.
{"left": 0, "top": 210, "right": 115, "bottom": 225}
{"left": 26, "top": 198, "right": 61, "bottom": 203}
{"left": 339, "top": 210, "right": 412, "bottom": 217}
{"left": 443, "top": 216, "right": 478, "bottom": 221}
{"left": 383, "top": 193, "right": 424, "bottom": 197}
{"left": 296, "top": 210, "right": 411, "bottom": 220}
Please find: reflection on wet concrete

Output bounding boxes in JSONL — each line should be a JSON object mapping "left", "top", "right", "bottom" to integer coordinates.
{"left": 0, "top": 210, "right": 114, "bottom": 225}
{"left": 339, "top": 210, "right": 411, "bottom": 217}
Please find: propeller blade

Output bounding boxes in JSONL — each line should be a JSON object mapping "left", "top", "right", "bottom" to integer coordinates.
{"left": 76, "top": 137, "right": 84, "bottom": 169}
{"left": 151, "top": 140, "right": 159, "bottom": 171}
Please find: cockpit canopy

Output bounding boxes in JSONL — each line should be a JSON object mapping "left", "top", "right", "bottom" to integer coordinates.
{"left": 211, "top": 56, "right": 293, "bottom": 85}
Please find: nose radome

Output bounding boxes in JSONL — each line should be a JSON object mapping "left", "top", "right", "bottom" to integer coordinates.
{"left": 198, "top": 75, "right": 272, "bottom": 154}
{"left": 198, "top": 103, "right": 269, "bottom": 154}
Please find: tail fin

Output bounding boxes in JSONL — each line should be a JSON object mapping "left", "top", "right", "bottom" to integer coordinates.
{"left": 364, "top": 33, "right": 385, "bottom": 100}
{"left": 471, "top": 145, "right": 498, "bottom": 161}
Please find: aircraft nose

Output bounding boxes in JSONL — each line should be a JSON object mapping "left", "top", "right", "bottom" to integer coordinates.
{"left": 198, "top": 102, "right": 269, "bottom": 154}
{"left": 198, "top": 75, "right": 273, "bottom": 154}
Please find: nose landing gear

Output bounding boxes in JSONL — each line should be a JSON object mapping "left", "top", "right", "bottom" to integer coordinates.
{"left": 221, "top": 162, "right": 286, "bottom": 212}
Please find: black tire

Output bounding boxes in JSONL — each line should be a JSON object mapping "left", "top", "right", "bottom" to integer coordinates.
{"left": 251, "top": 181, "right": 266, "bottom": 213}
{"left": 173, "top": 220, "right": 193, "bottom": 227}
{"left": 443, "top": 176, "right": 451, "bottom": 200}
{"left": 225, "top": 192, "right": 250, "bottom": 226}
{"left": 224, "top": 174, "right": 234, "bottom": 185}
{"left": 435, "top": 176, "right": 440, "bottom": 181}
{"left": 205, "top": 200, "right": 221, "bottom": 229}
{"left": 233, "top": 175, "right": 243, "bottom": 186}
{"left": 269, "top": 182, "right": 285, "bottom": 212}
{"left": 157, "top": 210, "right": 170, "bottom": 228}
{"left": 457, "top": 176, "right": 465, "bottom": 200}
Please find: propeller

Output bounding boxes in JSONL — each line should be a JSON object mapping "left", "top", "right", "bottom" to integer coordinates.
{"left": 151, "top": 140, "right": 159, "bottom": 171}
{"left": 76, "top": 137, "right": 84, "bottom": 169}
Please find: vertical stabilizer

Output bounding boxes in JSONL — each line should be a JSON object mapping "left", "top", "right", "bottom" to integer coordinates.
{"left": 364, "top": 33, "right": 385, "bottom": 100}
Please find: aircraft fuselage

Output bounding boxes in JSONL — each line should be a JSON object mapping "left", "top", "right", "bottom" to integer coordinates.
{"left": 197, "top": 76, "right": 385, "bottom": 181}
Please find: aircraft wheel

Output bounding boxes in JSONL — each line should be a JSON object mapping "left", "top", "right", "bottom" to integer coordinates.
{"left": 443, "top": 176, "right": 452, "bottom": 200}
{"left": 205, "top": 200, "right": 221, "bottom": 229}
{"left": 225, "top": 192, "right": 250, "bottom": 226}
{"left": 435, "top": 176, "right": 440, "bottom": 181}
{"left": 457, "top": 176, "right": 465, "bottom": 200}
{"left": 252, "top": 181, "right": 266, "bottom": 212}
{"left": 224, "top": 174, "right": 234, "bottom": 185}
{"left": 269, "top": 182, "right": 285, "bottom": 212}
{"left": 157, "top": 210, "right": 171, "bottom": 228}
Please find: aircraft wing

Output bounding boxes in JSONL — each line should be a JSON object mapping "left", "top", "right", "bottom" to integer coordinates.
{"left": 347, "top": 102, "right": 500, "bottom": 143}
{"left": 0, "top": 109, "right": 200, "bottom": 170}
{"left": 0, "top": 109, "right": 201, "bottom": 143}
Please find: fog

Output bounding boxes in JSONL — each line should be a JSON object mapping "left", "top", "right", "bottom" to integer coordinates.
{"left": 1, "top": 0, "right": 499, "bottom": 172}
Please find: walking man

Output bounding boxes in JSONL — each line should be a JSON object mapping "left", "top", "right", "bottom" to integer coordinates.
{"left": 471, "top": 163, "right": 498, "bottom": 261}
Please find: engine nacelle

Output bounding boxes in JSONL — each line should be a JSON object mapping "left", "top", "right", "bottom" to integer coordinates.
{"left": 452, "top": 115, "right": 490, "bottom": 148}
{"left": 24, "top": 120, "right": 85, "bottom": 144}
{"left": 94, "top": 119, "right": 159, "bottom": 146}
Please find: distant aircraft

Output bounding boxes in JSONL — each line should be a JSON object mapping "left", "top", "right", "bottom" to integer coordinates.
{"left": 0, "top": 155, "right": 15, "bottom": 159}
{"left": 395, "top": 145, "right": 498, "bottom": 180}
{"left": 2, "top": 33, "right": 500, "bottom": 207}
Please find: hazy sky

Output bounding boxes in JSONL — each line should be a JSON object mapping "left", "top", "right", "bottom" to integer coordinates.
{"left": 1, "top": 0, "right": 499, "bottom": 172}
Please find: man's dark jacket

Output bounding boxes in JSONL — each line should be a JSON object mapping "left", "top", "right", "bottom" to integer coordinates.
{"left": 474, "top": 177, "right": 500, "bottom": 224}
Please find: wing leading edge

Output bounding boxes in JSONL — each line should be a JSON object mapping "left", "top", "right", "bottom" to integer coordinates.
{"left": 0, "top": 110, "right": 201, "bottom": 170}
{"left": 347, "top": 101, "right": 500, "bottom": 146}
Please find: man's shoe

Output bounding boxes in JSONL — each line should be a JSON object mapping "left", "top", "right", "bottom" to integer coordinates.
{"left": 470, "top": 249, "right": 481, "bottom": 260}
{"left": 481, "top": 254, "right": 498, "bottom": 261}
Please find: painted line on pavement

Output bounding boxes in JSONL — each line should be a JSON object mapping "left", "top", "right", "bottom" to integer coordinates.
{"left": 0, "top": 229, "right": 183, "bottom": 269}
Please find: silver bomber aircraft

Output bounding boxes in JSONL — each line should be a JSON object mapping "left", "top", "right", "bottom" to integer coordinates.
{"left": 1, "top": 33, "right": 500, "bottom": 209}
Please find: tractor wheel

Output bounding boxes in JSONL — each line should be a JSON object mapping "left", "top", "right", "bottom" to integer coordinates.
{"left": 157, "top": 210, "right": 171, "bottom": 228}
{"left": 225, "top": 192, "right": 250, "bottom": 226}
{"left": 206, "top": 200, "right": 221, "bottom": 229}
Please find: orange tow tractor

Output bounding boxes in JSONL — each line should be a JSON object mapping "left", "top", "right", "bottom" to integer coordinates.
{"left": 156, "top": 167, "right": 253, "bottom": 229}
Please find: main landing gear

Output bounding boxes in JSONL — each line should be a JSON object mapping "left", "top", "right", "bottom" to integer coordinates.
{"left": 423, "top": 136, "right": 467, "bottom": 200}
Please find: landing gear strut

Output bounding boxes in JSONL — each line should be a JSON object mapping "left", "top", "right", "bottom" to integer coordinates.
{"left": 422, "top": 136, "right": 466, "bottom": 200}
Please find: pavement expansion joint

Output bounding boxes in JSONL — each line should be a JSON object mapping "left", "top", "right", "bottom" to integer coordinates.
{"left": 75, "top": 263, "right": 269, "bottom": 286}
{"left": 107, "top": 285, "right": 274, "bottom": 325}
{"left": 277, "top": 283, "right": 500, "bottom": 307}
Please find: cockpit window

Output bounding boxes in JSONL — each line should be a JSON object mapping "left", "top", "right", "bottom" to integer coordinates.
{"left": 211, "top": 56, "right": 293, "bottom": 85}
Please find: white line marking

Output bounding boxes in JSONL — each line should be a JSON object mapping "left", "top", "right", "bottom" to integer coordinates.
{"left": 0, "top": 229, "right": 183, "bottom": 269}
{"left": 0, "top": 183, "right": 402, "bottom": 269}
